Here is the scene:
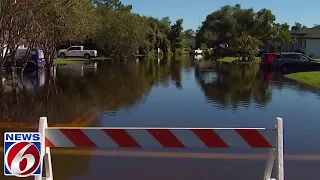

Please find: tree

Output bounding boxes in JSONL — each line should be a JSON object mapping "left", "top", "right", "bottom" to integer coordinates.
{"left": 144, "top": 17, "right": 171, "bottom": 53}
{"left": 161, "top": 17, "right": 171, "bottom": 27}
{"left": 0, "top": 0, "right": 98, "bottom": 70}
{"left": 253, "top": 8, "right": 276, "bottom": 48}
{"left": 232, "top": 32, "right": 262, "bottom": 61}
{"left": 196, "top": 5, "right": 292, "bottom": 55}
{"left": 184, "top": 29, "right": 195, "bottom": 37}
{"left": 91, "top": 0, "right": 132, "bottom": 11}
{"left": 291, "top": 22, "right": 307, "bottom": 31}
{"left": 196, "top": 5, "right": 253, "bottom": 49}
{"left": 95, "top": 8, "right": 149, "bottom": 59}
{"left": 169, "top": 19, "right": 184, "bottom": 54}
{"left": 271, "top": 23, "right": 292, "bottom": 51}
{"left": 0, "top": 0, "right": 39, "bottom": 69}
{"left": 183, "top": 29, "right": 196, "bottom": 48}
{"left": 32, "top": 0, "right": 97, "bottom": 67}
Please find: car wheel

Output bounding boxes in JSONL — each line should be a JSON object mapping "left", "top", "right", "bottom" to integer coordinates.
{"left": 84, "top": 53, "right": 90, "bottom": 59}
{"left": 59, "top": 53, "right": 66, "bottom": 58}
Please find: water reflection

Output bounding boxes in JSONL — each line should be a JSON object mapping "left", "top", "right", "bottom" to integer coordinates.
{"left": 0, "top": 67, "right": 57, "bottom": 123}
{"left": 2, "top": 68, "right": 46, "bottom": 93}
{"left": 0, "top": 59, "right": 185, "bottom": 123}
{"left": 194, "top": 55, "right": 203, "bottom": 61}
{"left": 1, "top": 58, "right": 320, "bottom": 155}
{"left": 57, "top": 62, "right": 98, "bottom": 77}
{"left": 1, "top": 57, "right": 320, "bottom": 126}
{"left": 3, "top": 57, "right": 320, "bottom": 180}
{"left": 195, "top": 62, "right": 272, "bottom": 110}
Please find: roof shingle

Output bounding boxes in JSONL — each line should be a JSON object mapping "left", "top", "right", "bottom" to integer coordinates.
{"left": 291, "top": 26, "right": 320, "bottom": 39}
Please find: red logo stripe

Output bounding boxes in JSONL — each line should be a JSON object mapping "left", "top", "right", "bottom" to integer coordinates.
{"left": 235, "top": 129, "right": 272, "bottom": 148}
{"left": 60, "top": 129, "right": 97, "bottom": 147}
{"left": 192, "top": 129, "right": 228, "bottom": 148}
{"left": 45, "top": 138, "right": 55, "bottom": 147}
{"left": 103, "top": 129, "right": 141, "bottom": 147}
{"left": 148, "top": 129, "right": 185, "bottom": 147}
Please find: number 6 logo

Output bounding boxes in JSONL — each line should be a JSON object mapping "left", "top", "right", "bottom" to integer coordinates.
{"left": 5, "top": 142, "right": 41, "bottom": 177}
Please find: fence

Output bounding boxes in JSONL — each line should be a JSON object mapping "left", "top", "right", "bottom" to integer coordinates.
{"left": 35, "top": 117, "right": 284, "bottom": 180}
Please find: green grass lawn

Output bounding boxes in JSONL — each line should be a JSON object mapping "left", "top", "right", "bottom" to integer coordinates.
{"left": 217, "top": 57, "right": 236, "bottom": 63}
{"left": 217, "top": 57, "right": 261, "bottom": 63}
{"left": 54, "top": 59, "right": 82, "bottom": 65}
{"left": 54, "top": 57, "right": 110, "bottom": 65}
{"left": 285, "top": 71, "right": 320, "bottom": 88}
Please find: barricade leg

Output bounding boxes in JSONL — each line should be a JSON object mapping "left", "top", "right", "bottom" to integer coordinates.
{"left": 263, "top": 117, "right": 284, "bottom": 180}
{"left": 276, "top": 117, "right": 284, "bottom": 180}
{"left": 35, "top": 117, "right": 53, "bottom": 180}
{"left": 44, "top": 146, "right": 53, "bottom": 180}
{"left": 264, "top": 148, "right": 276, "bottom": 180}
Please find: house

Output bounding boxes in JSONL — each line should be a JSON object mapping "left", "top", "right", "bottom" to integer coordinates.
{"left": 282, "top": 26, "right": 320, "bottom": 57}
{"left": 1, "top": 31, "right": 29, "bottom": 57}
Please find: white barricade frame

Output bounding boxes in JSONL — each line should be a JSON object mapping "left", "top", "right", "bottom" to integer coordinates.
{"left": 35, "top": 117, "right": 284, "bottom": 180}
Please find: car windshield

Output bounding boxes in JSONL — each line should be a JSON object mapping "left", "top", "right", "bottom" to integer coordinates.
{"left": 300, "top": 54, "right": 311, "bottom": 60}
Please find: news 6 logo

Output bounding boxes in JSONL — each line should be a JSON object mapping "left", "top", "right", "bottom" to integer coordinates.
{"left": 4, "top": 132, "right": 42, "bottom": 177}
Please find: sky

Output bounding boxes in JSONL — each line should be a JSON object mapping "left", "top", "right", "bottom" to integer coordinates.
{"left": 122, "top": 0, "right": 319, "bottom": 30}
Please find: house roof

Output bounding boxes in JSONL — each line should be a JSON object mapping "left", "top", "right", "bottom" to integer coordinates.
{"left": 300, "top": 33, "right": 320, "bottom": 39}
{"left": 291, "top": 26, "right": 320, "bottom": 39}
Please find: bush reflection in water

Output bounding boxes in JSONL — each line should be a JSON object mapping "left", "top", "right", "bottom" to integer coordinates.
{"left": 0, "top": 58, "right": 184, "bottom": 123}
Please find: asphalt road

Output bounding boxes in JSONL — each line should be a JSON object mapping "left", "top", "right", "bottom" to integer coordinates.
{"left": 1, "top": 149, "right": 319, "bottom": 180}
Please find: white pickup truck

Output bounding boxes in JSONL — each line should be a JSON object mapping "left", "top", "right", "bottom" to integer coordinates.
{"left": 58, "top": 46, "right": 98, "bottom": 59}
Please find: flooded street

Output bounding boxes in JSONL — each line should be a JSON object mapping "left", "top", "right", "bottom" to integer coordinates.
{"left": 1, "top": 57, "right": 320, "bottom": 179}
{"left": 1, "top": 150, "right": 320, "bottom": 180}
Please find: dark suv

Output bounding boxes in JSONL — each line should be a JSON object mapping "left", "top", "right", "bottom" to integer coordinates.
{"left": 271, "top": 52, "right": 320, "bottom": 72}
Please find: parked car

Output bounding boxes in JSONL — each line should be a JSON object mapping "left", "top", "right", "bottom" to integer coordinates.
{"left": 257, "top": 49, "right": 266, "bottom": 57}
{"left": 3, "top": 48, "right": 45, "bottom": 70}
{"left": 15, "top": 48, "right": 46, "bottom": 68}
{"left": 260, "top": 52, "right": 277, "bottom": 68}
{"left": 58, "top": 46, "right": 98, "bottom": 59}
{"left": 271, "top": 52, "right": 320, "bottom": 72}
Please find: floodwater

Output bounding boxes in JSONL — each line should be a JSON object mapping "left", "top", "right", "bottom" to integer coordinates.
{"left": 1, "top": 57, "right": 320, "bottom": 179}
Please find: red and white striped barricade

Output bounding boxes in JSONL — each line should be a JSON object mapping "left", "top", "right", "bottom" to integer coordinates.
{"left": 35, "top": 117, "right": 284, "bottom": 180}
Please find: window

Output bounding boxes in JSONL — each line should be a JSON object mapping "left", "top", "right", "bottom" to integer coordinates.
{"left": 282, "top": 54, "right": 294, "bottom": 59}
{"left": 294, "top": 54, "right": 301, "bottom": 59}
{"left": 282, "top": 54, "right": 300, "bottom": 60}
{"left": 300, "top": 54, "right": 310, "bottom": 61}
{"left": 275, "top": 55, "right": 282, "bottom": 60}
{"left": 68, "top": 47, "right": 81, "bottom": 51}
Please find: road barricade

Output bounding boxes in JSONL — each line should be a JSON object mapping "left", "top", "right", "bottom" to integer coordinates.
{"left": 35, "top": 117, "right": 284, "bottom": 180}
